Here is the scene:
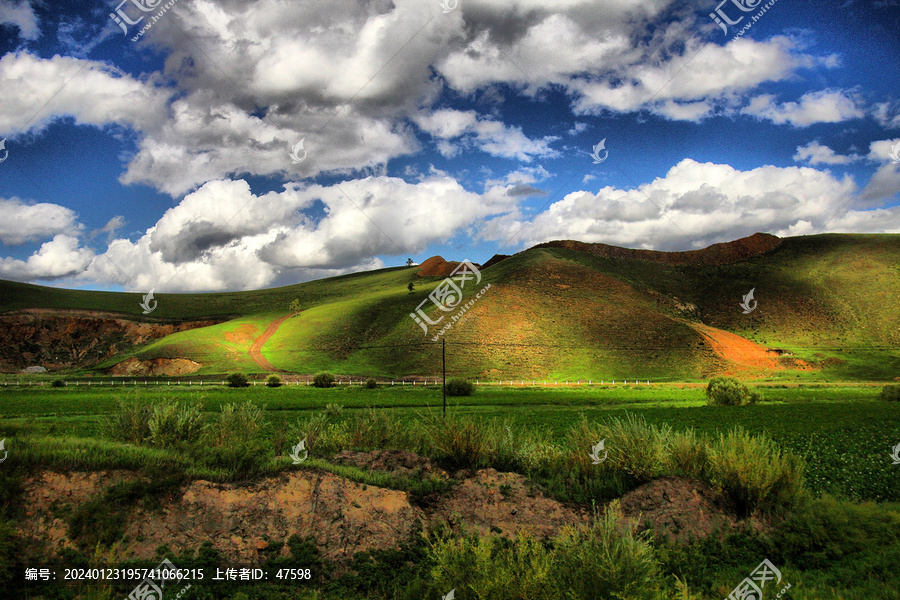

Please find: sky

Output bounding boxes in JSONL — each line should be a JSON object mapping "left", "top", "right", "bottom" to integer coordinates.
{"left": 0, "top": 0, "right": 898, "bottom": 293}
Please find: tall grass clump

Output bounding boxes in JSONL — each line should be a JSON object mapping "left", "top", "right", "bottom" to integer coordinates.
{"left": 562, "top": 415, "right": 670, "bottom": 484}
{"left": 427, "top": 534, "right": 555, "bottom": 600}
{"left": 107, "top": 397, "right": 153, "bottom": 444}
{"left": 347, "top": 408, "right": 411, "bottom": 451}
{"left": 423, "top": 413, "right": 486, "bottom": 470}
{"left": 146, "top": 400, "right": 204, "bottom": 447}
{"left": 425, "top": 503, "right": 666, "bottom": 600}
{"left": 194, "top": 401, "right": 270, "bottom": 478}
{"left": 553, "top": 502, "right": 663, "bottom": 600}
{"left": 705, "top": 376, "right": 761, "bottom": 406}
{"left": 706, "top": 427, "right": 805, "bottom": 516}
{"left": 288, "top": 412, "right": 334, "bottom": 457}
{"left": 667, "top": 428, "right": 708, "bottom": 480}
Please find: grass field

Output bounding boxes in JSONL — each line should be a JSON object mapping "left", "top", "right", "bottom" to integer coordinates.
{"left": 2, "top": 382, "right": 900, "bottom": 599}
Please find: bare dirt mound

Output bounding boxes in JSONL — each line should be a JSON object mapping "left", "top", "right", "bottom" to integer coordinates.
{"left": 416, "top": 256, "right": 481, "bottom": 277}
{"left": 618, "top": 477, "right": 764, "bottom": 542}
{"left": 683, "top": 320, "right": 814, "bottom": 374}
{"left": 433, "top": 469, "right": 588, "bottom": 539}
{"left": 0, "top": 310, "right": 223, "bottom": 372}
{"left": 249, "top": 313, "right": 294, "bottom": 372}
{"left": 534, "top": 232, "right": 782, "bottom": 267}
{"left": 18, "top": 468, "right": 755, "bottom": 568}
{"left": 108, "top": 357, "right": 202, "bottom": 376}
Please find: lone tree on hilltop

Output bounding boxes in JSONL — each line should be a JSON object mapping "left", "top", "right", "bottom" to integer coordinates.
{"left": 289, "top": 299, "right": 301, "bottom": 312}
{"left": 407, "top": 282, "right": 415, "bottom": 293}
{"left": 406, "top": 258, "right": 414, "bottom": 267}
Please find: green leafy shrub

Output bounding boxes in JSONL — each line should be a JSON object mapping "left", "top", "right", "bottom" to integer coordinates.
{"left": 880, "top": 384, "right": 900, "bottom": 402}
{"left": 427, "top": 534, "right": 555, "bottom": 600}
{"left": 314, "top": 372, "right": 336, "bottom": 388}
{"left": 706, "top": 376, "right": 761, "bottom": 406}
{"left": 707, "top": 427, "right": 805, "bottom": 516}
{"left": 365, "top": 378, "right": 378, "bottom": 389}
{"left": 51, "top": 379, "right": 65, "bottom": 388}
{"left": 147, "top": 400, "right": 204, "bottom": 447}
{"left": 226, "top": 373, "right": 250, "bottom": 388}
{"left": 266, "top": 375, "right": 282, "bottom": 387}
{"left": 348, "top": 408, "right": 406, "bottom": 450}
{"left": 445, "top": 378, "right": 475, "bottom": 396}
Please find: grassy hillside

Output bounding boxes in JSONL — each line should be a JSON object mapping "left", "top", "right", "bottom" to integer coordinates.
{"left": 1, "top": 233, "right": 898, "bottom": 380}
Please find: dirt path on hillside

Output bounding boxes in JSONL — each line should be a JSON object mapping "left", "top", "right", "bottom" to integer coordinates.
{"left": 248, "top": 314, "right": 294, "bottom": 371}
{"left": 679, "top": 319, "right": 810, "bottom": 373}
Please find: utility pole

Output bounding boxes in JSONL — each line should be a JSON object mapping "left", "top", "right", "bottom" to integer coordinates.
{"left": 442, "top": 338, "right": 446, "bottom": 417}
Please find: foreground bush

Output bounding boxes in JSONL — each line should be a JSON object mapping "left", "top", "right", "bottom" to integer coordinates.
{"left": 226, "top": 373, "right": 250, "bottom": 388}
{"left": 707, "top": 427, "right": 805, "bottom": 516}
{"left": 211, "top": 401, "right": 265, "bottom": 447}
{"left": 426, "top": 503, "right": 665, "bottom": 600}
{"left": 705, "top": 376, "right": 760, "bottom": 406}
{"left": 107, "top": 398, "right": 153, "bottom": 444}
{"left": 147, "top": 400, "right": 204, "bottom": 447}
{"left": 880, "top": 384, "right": 900, "bottom": 402}
{"left": 423, "top": 413, "right": 486, "bottom": 469}
{"left": 445, "top": 379, "right": 475, "bottom": 397}
{"left": 314, "top": 372, "right": 336, "bottom": 388}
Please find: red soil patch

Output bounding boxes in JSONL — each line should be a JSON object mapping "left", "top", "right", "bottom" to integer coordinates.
{"left": 535, "top": 232, "right": 782, "bottom": 266}
{"left": 108, "top": 357, "right": 201, "bottom": 376}
{"left": 681, "top": 320, "right": 814, "bottom": 375}
{"left": 416, "top": 256, "right": 482, "bottom": 277}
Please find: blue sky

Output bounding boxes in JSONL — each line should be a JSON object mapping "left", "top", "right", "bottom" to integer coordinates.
{"left": 0, "top": 0, "right": 898, "bottom": 292}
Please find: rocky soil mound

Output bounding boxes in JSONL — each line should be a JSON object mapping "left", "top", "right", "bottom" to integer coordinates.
{"left": 17, "top": 452, "right": 765, "bottom": 569}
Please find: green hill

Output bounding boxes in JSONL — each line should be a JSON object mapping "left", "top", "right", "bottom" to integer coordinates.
{"left": 1, "top": 233, "right": 898, "bottom": 380}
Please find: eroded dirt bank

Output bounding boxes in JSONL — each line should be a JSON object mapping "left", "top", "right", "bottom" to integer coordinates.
{"left": 0, "top": 309, "right": 224, "bottom": 372}
{"left": 16, "top": 452, "right": 763, "bottom": 567}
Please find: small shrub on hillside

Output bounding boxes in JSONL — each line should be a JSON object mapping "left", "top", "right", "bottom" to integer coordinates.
{"left": 707, "top": 427, "right": 805, "bottom": 516}
{"left": 365, "top": 378, "right": 377, "bottom": 389}
{"left": 266, "top": 375, "right": 282, "bottom": 388}
{"left": 51, "top": 379, "right": 65, "bottom": 388}
{"left": 226, "top": 373, "right": 250, "bottom": 388}
{"left": 313, "top": 372, "right": 336, "bottom": 388}
{"left": 706, "top": 376, "right": 761, "bottom": 406}
{"left": 445, "top": 379, "right": 475, "bottom": 397}
{"left": 880, "top": 384, "right": 900, "bottom": 402}
{"left": 147, "top": 400, "right": 204, "bottom": 447}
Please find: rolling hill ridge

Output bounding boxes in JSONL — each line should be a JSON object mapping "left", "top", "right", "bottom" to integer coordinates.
{"left": 0, "top": 233, "right": 898, "bottom": 381}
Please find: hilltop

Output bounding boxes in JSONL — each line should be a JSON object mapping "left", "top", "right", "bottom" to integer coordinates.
{"left": 0, "top": 232, "right": 898, "bottom": 380}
